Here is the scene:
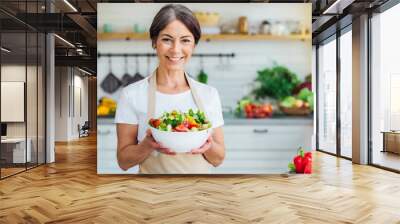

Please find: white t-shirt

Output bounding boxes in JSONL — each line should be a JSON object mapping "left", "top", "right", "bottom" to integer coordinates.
{"left": 115, "top": 77, "right": 224, "bottom": 143}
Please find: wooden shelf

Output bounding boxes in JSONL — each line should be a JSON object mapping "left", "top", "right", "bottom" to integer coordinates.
{"left": 98, "top": 32, "right": 150, "bottom": 41}
{"left": 97, "top": 32, "right": 311, "bottom": 41}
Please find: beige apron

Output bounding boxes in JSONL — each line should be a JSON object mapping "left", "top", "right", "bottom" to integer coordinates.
{"left": 139, "top": 69, "right": 212, "bottom": 174}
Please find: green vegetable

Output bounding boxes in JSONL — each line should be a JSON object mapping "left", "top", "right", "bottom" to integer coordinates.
{"left": 252, "top": 64, "right": 300, "bottom": 100}
{"left": 150, "top": 109, "right": 211, "bottom": 132}
{"left": 288, "top": 163, "right": 296, "bottom": 172}
{"left": 297, "top": 88, "right": 312, "bottom": 102}
{"left": 239, "top": 98, "right": 252, "bottom": 110}
{"left": 306, "top": 95, "right": 314, "bottom": 109}
{"left": 297, "top": 88, "right": 314, "bottom": 110}
{"left": 234, "top": 97, "right": 253, "bottom": 116}
{"left": 280, "top": 96, "right": 297, "bottom": 108}
{"left": 197, "top": 70, "right": 208, "bottom": 84}
{"left": 189, "top": 109, "right": 195, "bottom": 116}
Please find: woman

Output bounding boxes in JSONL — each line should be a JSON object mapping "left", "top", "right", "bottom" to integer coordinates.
{"left": 115, "top": 4, "right": 225, "bottom": 174}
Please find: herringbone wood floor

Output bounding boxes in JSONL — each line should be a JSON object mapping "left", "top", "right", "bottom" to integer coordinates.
{"left": 1, "top": 135, "right": 400, "bottom": 224}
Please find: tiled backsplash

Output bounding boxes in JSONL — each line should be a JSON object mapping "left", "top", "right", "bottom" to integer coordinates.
{"left": 98, "top": 40, "right": 311, "bottom": 109}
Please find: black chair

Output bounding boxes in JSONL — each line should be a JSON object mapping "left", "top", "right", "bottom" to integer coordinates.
{"left": 78, "top": 121, "right": 90, "bottom": 138}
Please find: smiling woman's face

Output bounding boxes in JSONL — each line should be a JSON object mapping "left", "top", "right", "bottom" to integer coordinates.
{"left": 155, "top": 20, "right": 195, "bottom": 71}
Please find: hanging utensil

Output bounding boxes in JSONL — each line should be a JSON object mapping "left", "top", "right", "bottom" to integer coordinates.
{"left": 197, "top": 55, "right": 208, "bottom": 84}
{"left": 215, "top": 54, "right": 225, "bottom": 71}
{"left": 146, "top": 54, "right": 151, "bottom": 75}
{"left": 132, "top": 56, "right": 144, "bottom": 83}
{"left": 227, "top": 54, "right": 232, "bottom": 70}
{"left": 100, "top": 56, "right": 122, "bottom": 94}
{"left": 121, "top": 55, "right": 134, "bottom": 87}
{"left": 224, "top": 54, "right": 233, "bottom": 71}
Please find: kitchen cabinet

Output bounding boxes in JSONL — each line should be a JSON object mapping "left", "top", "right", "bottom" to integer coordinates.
{"left": 97, "top": 121, "right": 139, "bottom": 174}
{"left": 97, "top": 117, "right": 313, "bottom": 174}
{"left": 212, "top": 119, "right": 313, "bottom": 174}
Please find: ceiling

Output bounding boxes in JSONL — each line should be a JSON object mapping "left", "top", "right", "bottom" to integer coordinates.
{"left": 0, "top": 0, "right": 394, "bottom": 75}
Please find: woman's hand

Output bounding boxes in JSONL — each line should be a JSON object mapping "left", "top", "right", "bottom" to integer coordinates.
{"left": 189, "top": 135, "right": 213, "bottom": 154}
{"left": 142, "top": 129, "right": 176, "bottom": 155}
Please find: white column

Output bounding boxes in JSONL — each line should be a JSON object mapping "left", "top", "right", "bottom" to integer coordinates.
{"left": 312, "top": 45, "right": 317, "bottom": 150}
{"left": 45, "top": 0, "right": 55, "bottom": 163}
{"left": 46, "top": 33, "right": 55, "bottom": 163}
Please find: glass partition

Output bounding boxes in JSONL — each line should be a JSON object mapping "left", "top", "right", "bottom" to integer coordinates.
{"left": 0, "top": 1, "right": 46, "bottom": 179}
{"left": 1, "top": 31, "right": 28, "bottom": 178}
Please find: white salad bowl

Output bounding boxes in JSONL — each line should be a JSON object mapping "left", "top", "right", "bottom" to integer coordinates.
{"left": 149, "top": 125, "right": 212, "bottom": 153}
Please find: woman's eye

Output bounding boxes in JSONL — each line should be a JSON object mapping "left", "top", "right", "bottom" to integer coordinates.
{"left": 162, "top": 38, "right": 172, "bottom": 43}
{"left": 182, "top": 39, "right": 191, "bottom": 43}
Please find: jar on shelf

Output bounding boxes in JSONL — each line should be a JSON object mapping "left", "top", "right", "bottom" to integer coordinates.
{"left": 238, "top": 16, "right": 248, "bottom": 34}
{"left": 103, "top": 24, "right": 112, "bottom": 33}
{"left": 260, "top": 20, "right": 271, "bottom": 34}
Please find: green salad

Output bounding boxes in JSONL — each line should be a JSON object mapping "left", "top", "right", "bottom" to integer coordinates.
{"left": 149, "top": 109, "right": 212, "bottom": 132}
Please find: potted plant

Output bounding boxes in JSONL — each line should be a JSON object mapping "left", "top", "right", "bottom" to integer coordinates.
{"left": 251, "top": 64, "right": 300, "bottom": 101}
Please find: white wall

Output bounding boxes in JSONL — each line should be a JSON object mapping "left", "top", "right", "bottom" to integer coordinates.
{"left": 1, "top": 65, "right": 26, "bottom": 140}
{"left": 97, "top": 3, "right": 312, "bottom": 109}
{"left": 55, "top": 67, "right": 68, "bottom": 141}
{"left": 1, "top": 65, "right": 37, "bottom": 137}
{"left": 72, "top": 73, "right": 89, "bottom": 138}
{"left": 55, "top": 67, "right": 89, "bottom": 141}
{"left": 1, "top": 64, "right": 46, "bottom": 164}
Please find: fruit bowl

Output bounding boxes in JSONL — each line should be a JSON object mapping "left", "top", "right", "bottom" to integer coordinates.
{"left": 149, "top": 125, "right": 211, "bottom": 153}
{"left": 279, "top": 105, "right": 311, "bottom": 116}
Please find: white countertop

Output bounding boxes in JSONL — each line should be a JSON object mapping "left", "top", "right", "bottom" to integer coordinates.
{"left": 98, "top": 114, "right": 313, "bottom": 126}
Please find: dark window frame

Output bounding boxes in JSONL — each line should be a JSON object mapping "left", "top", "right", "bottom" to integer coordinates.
{"left": 0, "top": 0, "right": 47, "bottom": 180}
{"left": 315, "top": 21, "right": 353, "bottom": 162}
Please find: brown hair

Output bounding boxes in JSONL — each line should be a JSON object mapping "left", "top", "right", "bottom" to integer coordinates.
{"left": 149, "top": 4, "right": 201, "bottom": 47}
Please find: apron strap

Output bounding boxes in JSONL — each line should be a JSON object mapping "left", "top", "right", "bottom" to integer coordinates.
{"left": 146, "top": 69, "right": 157, "bottom": 122}
{"left": 185, "top": 73, "right": 206, "bottom": 113}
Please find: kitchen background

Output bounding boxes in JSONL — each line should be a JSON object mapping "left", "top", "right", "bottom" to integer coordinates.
{"left": 97, "top": 3, "right": 313, "bottom": 174}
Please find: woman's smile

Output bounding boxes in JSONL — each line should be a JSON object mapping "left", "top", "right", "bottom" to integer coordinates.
{"left": 166, "top": 55, "right": 185, "bottom": 64}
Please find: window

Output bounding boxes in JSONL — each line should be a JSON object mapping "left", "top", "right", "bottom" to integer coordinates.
{"left": 371, "top": 3, "right": 400, "bottom": 171}
{"left": 339, "top": 28, "right": 352, "bottom": 158}
{"left": 317, "top": 36, "right": 337, "bottom": 154}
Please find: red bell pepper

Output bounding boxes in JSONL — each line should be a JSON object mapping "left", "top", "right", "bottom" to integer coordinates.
{"left": 302, "top": 156, "right": 312, "bottom": 172}
{"left": 304, "top": 152, "right": 312, "bottom": 159}
{"left": 293, "top": 155, "right": 304, "bottom": 173}
{"left": 288, "top": 147, "right": 313, "bottom": 174}
{"left": 304, "top": 161, "right": 312, "bottom": 174}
